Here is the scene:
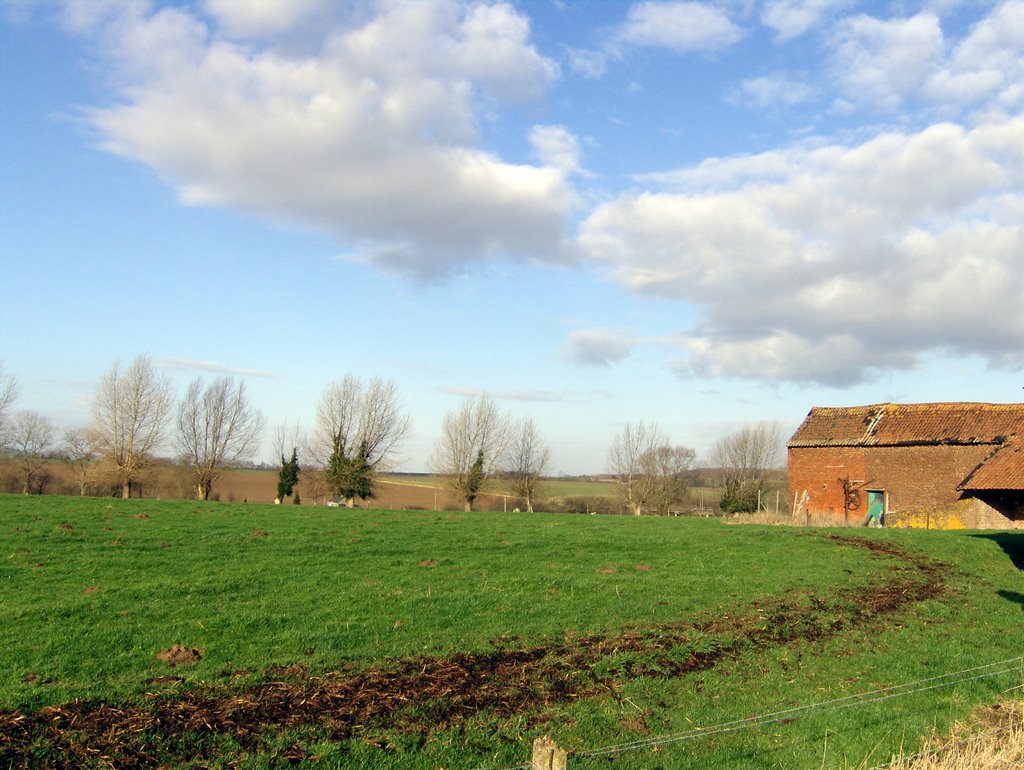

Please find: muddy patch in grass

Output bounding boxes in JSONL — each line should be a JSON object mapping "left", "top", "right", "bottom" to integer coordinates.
{"left": 146, "top": 676, "right": 184, "bottom": 688}
{"left": 268, "top": 663, "right": 309, "bottom": 678}
{"left": 0, "top": 535, "right": 951, "bottom": 769}
{"left": 156, "top": 645, "right": 203, "bottom": 667}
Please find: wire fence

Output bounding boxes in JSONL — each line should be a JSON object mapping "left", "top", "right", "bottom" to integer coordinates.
{"left": 478, "top": 654, "right": 1024, "bottom": 770}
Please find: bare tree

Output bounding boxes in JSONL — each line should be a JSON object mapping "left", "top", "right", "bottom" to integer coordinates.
{"left": 9, "top": 411, "right": 55, "bottom": 494}
{"left": 63, "top": 427, "right": 100, "bottom": 496}
{"left": 505, "top": 416, "right": 550, "bottom": 513}
{"left": 707, "top": 421, "right": 784, "bottom": 513}
{"left": 607, "top": 420, "right": 667, "bottom": 515}
{"left": 271, "top": 420, "right": 305, "bottom": 465}
{"left": 644, "top": 445, "right": 697, "bottom": 516}
{"left": 91, "top": 354, "right": 173, "bottom": 499}
{"left": 177, "top": 377, "right": 265, "bottom": 500}
{"left": 0, "top": 361, "right": 19, "bottom": 442}
{"left": 431, "top": 393, "right": 512, "bottom": 511}
{"left": 313, "top": 375, "right": 411, "bottom": 506}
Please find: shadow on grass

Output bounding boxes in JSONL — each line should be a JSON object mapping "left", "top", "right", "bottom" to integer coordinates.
{"left": 998, "top": 591, "right": 1024, "bottom": 613}
{"left": 971, "top": 532, "right": 1024, "bottom": 570}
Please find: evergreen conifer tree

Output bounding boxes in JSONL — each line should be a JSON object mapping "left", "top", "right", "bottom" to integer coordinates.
{"left": 277, "top": 448, "right": 299, "bottom": 502}
{"left": 327, "top": 439, "right": 374, "bottom": 506}
{"left": 465, "top": 448, "right": 485, "bottom": 511}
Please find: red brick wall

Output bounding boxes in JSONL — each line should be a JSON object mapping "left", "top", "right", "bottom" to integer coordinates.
{"left": 864, "top": 445, "right": 993, "bottom": 512}
{"left": 788, "top": 446, "right": 866, "bottom": 521}
{"left": 788, "top": 444, "right": 995, "bottom": 523}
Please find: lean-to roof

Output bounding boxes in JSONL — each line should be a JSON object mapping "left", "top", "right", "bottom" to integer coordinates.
{"left": 960, "top": 438, "right": 1024, "bottom": 491}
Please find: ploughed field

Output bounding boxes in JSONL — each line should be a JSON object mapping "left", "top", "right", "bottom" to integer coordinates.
{"left": 1, "top": 496, "right": 1022, "bottom": 769}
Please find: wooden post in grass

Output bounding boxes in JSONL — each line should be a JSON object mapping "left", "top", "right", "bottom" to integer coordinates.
{"left": 532, "top": 735, "right": 567, "bottom": 770}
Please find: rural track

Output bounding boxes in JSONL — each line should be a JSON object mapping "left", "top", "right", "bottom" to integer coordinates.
{"left": 0, "top": 534, "right": 950, "bottom": 769}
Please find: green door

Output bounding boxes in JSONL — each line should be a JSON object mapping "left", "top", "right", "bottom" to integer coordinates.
{"left": 867, "top": 490, "right": 885, "bottom": 527}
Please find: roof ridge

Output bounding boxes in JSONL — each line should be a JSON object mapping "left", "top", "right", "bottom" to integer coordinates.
{"left": 804, "top": 403, "right": 1024, "bottom": 421}
{"left": 878, "top": 402, "right": 1020, "bottom": 410}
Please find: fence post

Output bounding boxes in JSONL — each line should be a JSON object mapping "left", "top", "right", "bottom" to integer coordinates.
{"left": 532, "top": 735, "right": 567, "bottom": 770}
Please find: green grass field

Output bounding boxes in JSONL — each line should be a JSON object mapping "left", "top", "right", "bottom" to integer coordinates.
{"left": 1, "top": 494, "right": 1022, "bottom": 769}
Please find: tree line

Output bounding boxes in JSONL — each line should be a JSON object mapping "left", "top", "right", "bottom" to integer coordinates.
{"left": 0, "top": 357, "right": 783, "bottom": 514}
{"left": 0, "top": 356, "right": 265, "bottom": 500}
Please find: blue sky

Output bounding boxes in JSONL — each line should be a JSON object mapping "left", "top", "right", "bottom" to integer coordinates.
{"left": 1, "top": 0, "right": 1021, "bottom": 475}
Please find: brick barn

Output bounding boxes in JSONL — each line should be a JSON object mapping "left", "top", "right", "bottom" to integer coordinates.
{"left": 786, "top": 402, "right": 1024, "bottom": 529}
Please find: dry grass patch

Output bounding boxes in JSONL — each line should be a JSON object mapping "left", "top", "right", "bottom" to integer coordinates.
{"left": 882, "top": 699, "right": 1023, "bottom": 770}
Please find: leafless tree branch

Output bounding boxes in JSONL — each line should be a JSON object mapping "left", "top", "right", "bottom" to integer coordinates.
{"left": 63, "top": 427, "right": 100, "bottom": 496}
{"left": 0, "top": 361, "right": 20, "bottom": 441}
{"left": 607, "top": 420, "right": 668, "bottom": 515}
{"left": 505, "top": 416, "right": 550, "bottom": 512}
{"left": 9, "top": 411, "right": 55, "bottom": 494}
{"left": 91, "top": 354, "right": 173, "bottom": 499}
{"left": 431, "top": 393, "right": 512, "bottom": 511}
{"left": 177, "top": 376, "right": 265, "bottom": 500}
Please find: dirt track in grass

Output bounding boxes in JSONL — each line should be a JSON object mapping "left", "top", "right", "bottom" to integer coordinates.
{"left": 0, "top": 535, "right": 949, "bottom": 769}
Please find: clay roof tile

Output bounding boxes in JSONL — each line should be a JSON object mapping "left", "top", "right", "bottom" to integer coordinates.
{"left": 960, "top": 438, "right": 1024, "bottom": 491}
{"left": 787, "top": 402, "right": 1024, "bottom": 448}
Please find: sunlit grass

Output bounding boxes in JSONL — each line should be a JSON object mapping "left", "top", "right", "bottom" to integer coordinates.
{"left": 2, "top": 494, "right": 1022, "bottom": 769}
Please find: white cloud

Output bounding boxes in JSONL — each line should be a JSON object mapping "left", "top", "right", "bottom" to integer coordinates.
{"left": 202, "top": 0, "right": 325, "bottom": 38}
{"left": 451, "top": 2, "right": 560, "bottom": 101}
{"left": 61, "top": 0, "right": 136, "bottom": 34}
{"left": 761, "top": 0, "right": 852, "bottom": 42}
{"left": 159, "top": 358, "right": 274, "bottom": 378}
{"left": 562, "top": 2, "right": 743, "bottom": 85}
{"left": 566, "top": 46, "right": 608, "bottom": 78}
{"left": 729, "top": 72, "right": 814, "bottom": 109}
{"left": 579, "top": 118, "right": 1024, "bottom": 385}
{"left": 72, "top": 0, "right": 570, "bottom": 280}
{"left": 822, "top": 2, "right": 1024, "bottom": 116}
{"left": 530, "top": 125, "right": 584, "bottom": 177}
{"left": 681, "top": 332, "right": 915, "bottom": 383}
{"left": 617, "top": 1, "right": 744, "bottom": 53}
{"left": 829, "top": 12, "right": 944, "bottom": 111}
{"left": 923, "top": 0, "right": 1024, "bottom": 114}
{"left": 564, "top": 329, "right": 636, "bottom": 367}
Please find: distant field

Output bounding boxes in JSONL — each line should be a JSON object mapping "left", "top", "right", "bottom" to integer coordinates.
{"left": 0, "top": 460, "right": 730, "bottom": 514}
{"left": 379, "top": 473, "right": 452, "bottom": 488}
{"left": 2, "top": 494, "right": 1021, "bottom": 769}
{"left": 382, "top": 473, "right": 621, "bottom": 499}
{"left": 380, "top": 473, "right": 726, "bottom": 512}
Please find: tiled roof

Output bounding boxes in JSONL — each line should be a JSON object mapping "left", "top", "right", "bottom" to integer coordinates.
{"left": 787, "top": 402, "right": 1024, "bottom": 448}
{"left": 960, "top": 438, "right": 1024, "bottom": 491}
